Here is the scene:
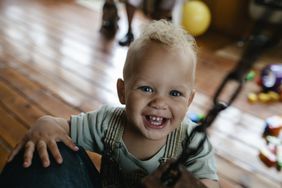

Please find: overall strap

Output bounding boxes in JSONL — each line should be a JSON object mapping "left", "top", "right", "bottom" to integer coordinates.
{"left": 103, "top": 107, "right": 125, "bottom": 151}
{"left": 101, "top": 107, "right": 126, "bottom": 188}
{"left": 159, "top": 124, "right": 184, "bottom": 164}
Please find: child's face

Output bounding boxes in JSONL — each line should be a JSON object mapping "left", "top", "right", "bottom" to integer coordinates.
{"left": 117, "top": 41, "right": 195, "bottom": 142}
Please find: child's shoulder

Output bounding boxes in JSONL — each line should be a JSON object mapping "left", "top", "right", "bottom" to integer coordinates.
{"left": 71, "top": 105, "right": 125, "bottom": 128}
{"left": 98, "top": 104, "right": 125, "bottom": 117}
{"left": 90, "top": 104, "right": 125, "bottom": 116}
{"left": 93, "top": 105, "right": 126, "bottom": 127}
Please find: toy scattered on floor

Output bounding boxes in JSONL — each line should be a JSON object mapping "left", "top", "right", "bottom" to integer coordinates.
{"left": 276, "top": 145, "right": 282, "bottom": 170}
{"left": 263, "top": 116, "right": 282, "bottom": 137}
{"left": 182, "top": 0, "right": 211, "bottom": 36}
{"left": 247, "top": 65, "right": 282, "bottom": 104}
{"left": 245, "top": 70, "right": 256, "bottom": 81}
{"left": 247, "top": 91, "right": 281, "bottom": 103}
{"left": 247, "top": 92, "right": 258, "bottom": 103}
{"left": 188, "top": 112, "right": 205, "bottom": 124}
{"left": 260, "top": 64, "right": 282, "bottom": 92}
{"left": 259, "top": 143, "right": 277, "bottom": 167}
{"left": 259, "top": 115, "right": 282, "bottom": 170}
{"left": 259, "top": 136, "right": 282, "bottom": 170}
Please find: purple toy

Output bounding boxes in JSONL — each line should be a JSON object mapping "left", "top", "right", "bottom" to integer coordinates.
{"left": 261, "top": 64, "right": 282, "bottom": 92}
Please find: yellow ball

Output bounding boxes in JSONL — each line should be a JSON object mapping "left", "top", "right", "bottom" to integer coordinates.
{"left": 258, "top": 93, "right": 271, "bottom": 103}
{"left": 247, "top": 93, "right": 258, "bottom": 103}
{"left": 182, "top": 1, "right": 211, "bottom": 36}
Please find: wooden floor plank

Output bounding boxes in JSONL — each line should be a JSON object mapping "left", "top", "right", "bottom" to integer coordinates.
{"left": 0, "top": 39, "right": 104, "bottom": 112}
{"left": 0, "top": 105, "right": 27, "bottom": 149}
{"left": 196, "top": 39, "right": 282, "bottom": 119}
{"left": 0, "top": 20, "right": 119, "bottom": 105}
{"left": 216, "top": 154, "right": 281, "bottom": 188}
{"left": 210, "top": 129, "right": 281, "bottom": 183}
{"left": 8, "top": 56, "right": 102, "bottom": 111}
{"left": 191, "top": 93, "right": 281, "bottom": 183}
{"left": 0, "top": 2, "right": 120, "bottom": 69}
{"left": 0, "top": 67, "right": 81, "bottom": 118}
{"left": 0, "top": 13, "right": 119, "bottom": 78}
{"left": 0, "top": 80, "right": 45, "bottom": 127}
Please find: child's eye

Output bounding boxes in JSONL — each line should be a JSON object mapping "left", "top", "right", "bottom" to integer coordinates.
{"left": 170, "top": 90, "right": 182, "bottom": 97}
{"left": 138, "top": 86, "right": 154, "bottom": 93}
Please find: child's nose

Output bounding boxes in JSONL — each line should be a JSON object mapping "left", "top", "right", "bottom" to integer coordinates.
{"left": 149, "top": 96, "right": 168, "bottom": 110}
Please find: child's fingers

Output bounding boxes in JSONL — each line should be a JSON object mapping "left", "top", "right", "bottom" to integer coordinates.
{"left": 36, "top": 140, "right": 50, "bottom": 167}
{"left": 7, "top": 141, "right": 25, "bottom": 162}
{"left": 140, "top": 161, "right": 173, "bottom": 188}
{"left": 151, "top": 160, "right": 173, "bottom": 177}
{"left": 47, "top": 140, "right": 63, "bottom": 164}
{"left": 61, "top": 136, "right": 79, "bottom": 151}
{"left": 23, "top": 141, "right": 35, "bottom": 168}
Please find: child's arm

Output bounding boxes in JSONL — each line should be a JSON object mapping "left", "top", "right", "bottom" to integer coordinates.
{"left": 7, "top": 115, "right": 79, "bottom": 168}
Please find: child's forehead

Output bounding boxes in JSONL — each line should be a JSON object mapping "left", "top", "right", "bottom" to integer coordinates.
{"left": 138, "top": 43, "right": 189, "bottom": 63}
{"left": 135, "top": 40, "right": 171, "bottom": 53}
{"left": 131, "top": 41, "right": 184, "bottom": 62}
{"left": 127, "top": 52, "right": 193, "bottom": 79}
{"left": 123, "top": 40, "right": 195, "bottom": 81}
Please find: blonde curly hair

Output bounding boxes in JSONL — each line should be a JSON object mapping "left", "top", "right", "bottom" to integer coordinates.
{"left": 123, "top": 19, "right": 197, "bottom": 84}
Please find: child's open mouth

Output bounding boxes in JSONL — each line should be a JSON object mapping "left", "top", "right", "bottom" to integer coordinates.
{"left": 144, "top": 115, "right": 168, "bottom": 128}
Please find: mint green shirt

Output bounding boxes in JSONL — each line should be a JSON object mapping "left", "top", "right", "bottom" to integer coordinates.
{"left": 70, "top": 105, "right": 218, "bottom": 180}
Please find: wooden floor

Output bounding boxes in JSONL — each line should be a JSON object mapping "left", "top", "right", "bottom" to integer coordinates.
{"left": 0, "top": 0, "right": 281, "bottom": 187}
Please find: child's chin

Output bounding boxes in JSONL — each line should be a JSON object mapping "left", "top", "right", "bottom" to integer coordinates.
{"left": 144, "top": 130, "right": 169, "bottom": 141}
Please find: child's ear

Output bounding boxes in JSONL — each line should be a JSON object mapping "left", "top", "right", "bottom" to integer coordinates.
{"left": 117, "top": 78, "right": 126, "bottom": 104}
{"left": 187, "top": 89, "right": 195, "bottom": 107}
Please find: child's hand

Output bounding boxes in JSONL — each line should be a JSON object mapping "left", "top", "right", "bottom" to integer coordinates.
{"left": 140, "top": 161, "right": 208, "bottom": 188}
{"left": 7, "top": 116, "right": 79, "bottom": 168}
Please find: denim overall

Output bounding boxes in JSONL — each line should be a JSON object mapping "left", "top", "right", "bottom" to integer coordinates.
{"left": 100, "top": 108, "right": 184, "bottom": 188}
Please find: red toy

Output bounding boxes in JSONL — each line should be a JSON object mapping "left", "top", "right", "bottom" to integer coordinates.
{"left": 259, "top": 116, "right": 282, "bottom": 170}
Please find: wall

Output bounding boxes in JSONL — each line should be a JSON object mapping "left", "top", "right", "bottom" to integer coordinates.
{"left": 203, "top": 0, "right": 252, "bottom": 37}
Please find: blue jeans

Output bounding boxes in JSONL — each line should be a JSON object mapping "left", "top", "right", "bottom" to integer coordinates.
{"left": 0, "top": 143, "right": 102, "bottom": 188}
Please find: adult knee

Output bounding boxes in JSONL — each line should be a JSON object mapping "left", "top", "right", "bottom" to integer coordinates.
{"left": 0, "top": 142, "right": 101, "bottom": 188}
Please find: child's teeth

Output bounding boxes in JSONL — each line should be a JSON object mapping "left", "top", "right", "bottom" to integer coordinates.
{"left": 150, "top": 116, "right": 163, "bottom": 122}
{"left": 152, "top": 121, "right": 161, "bottom": 125}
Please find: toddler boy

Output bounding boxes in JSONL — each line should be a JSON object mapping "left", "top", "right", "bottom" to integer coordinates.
{"left": 6, "top": 20, "right": 219, "bottom": 188}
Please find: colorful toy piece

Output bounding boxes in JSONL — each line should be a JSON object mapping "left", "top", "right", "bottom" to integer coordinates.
{"left": 247, "top": 91, "right": 281, "bottom": 104}
{"left": 188, "top": 112, "right": 205, "bottom": 124}
{"left": 247, "top": 65, "right": 282, "bottom": 104}
{"left": 259, "top": 116, "right": 282, "bottom": 171}
{"left": 266, "top": 135, "right": 282, "bottom": 145}
{"left": 263, "top": 116, "right": 282, "bottom": 137}
{"left": 268, "top": 91, "right": 280, "bottom": 101}
{"left": 258, "top": 92, "right": 271, "bottom": 103}
{"left": 245, "top": 70, "right": 256, "bottom": 81}
{"left": 247, "top": 92, "right": 258, "bottom": 103}
{"left": 277, "top": 145, "right": 282, "bottom": 170}
{"left": 259, "top": 146, "right": 277, "bottom": 167}
{"left": 260, "top": 64, "right": 282, "bottom": 93}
